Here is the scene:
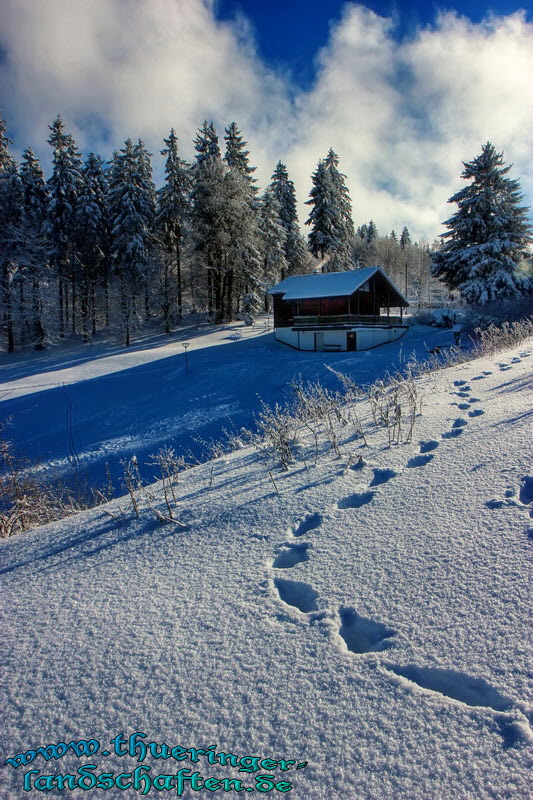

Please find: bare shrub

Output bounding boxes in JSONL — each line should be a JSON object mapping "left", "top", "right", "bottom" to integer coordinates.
{"left": 255, "top": 401, "right": 298, "bottom": 470}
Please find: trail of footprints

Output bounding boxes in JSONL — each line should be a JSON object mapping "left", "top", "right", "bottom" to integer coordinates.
{"left": 266, "top": 359, "right": 532, "bottom": 746}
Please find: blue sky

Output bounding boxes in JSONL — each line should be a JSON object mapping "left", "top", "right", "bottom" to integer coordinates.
{"left": 215, "top": 0, "right": 531, "bottom": 85}
{"left": 1, "top": 0, "right": 531, "bottom": 240}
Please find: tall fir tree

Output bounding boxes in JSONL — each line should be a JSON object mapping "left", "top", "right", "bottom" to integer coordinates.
{"left": 400, "top": 226, "right": 411, "bottom": 248}
{"left": 20, "top": 147, "right": 49, "bottom": 348}
{"left": 108, "top": 139, "right": 155, "bottom": 345}
{"left": 75, "top": 153, "right": 109, "bottom": 341}
{"left": 305, "top": 149, "right": 354, "bottom": 271}
{"left": 0, "top": 116, "right": 24, "bottom": 351}
{"left": 257, "top": 188, "right": 288, "bottom": 299}
{"left": 432, "top": 142, "right": 533, "bottom": 304}
{"left": 156, "top": 128, "right": 191, "bottom": 329}
{"left": 133, "top": 139, "right": 157, "bottom": 322}
{"left": 269, "top": 161, "right": 307, "bottom": 277}
{"left": 193, "top": 121, "right": 221, "bottom": 165}
{"left": 192, "top": 121, "right": 260, "bottom": 322}
{"left": 224, "top": 122, "right": 257, "bottom": 190}
{"left": 45, "top": 115, "right": 83, "bottom": 336}
{"left": 366, "top": 220, "right": 378, "bottom": 243}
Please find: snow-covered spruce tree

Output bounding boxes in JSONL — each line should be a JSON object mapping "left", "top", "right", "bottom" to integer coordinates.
{"left": 156, "top": 128, "right": 191, "bottom": 330}
{"left": 193, "top": 120, "right": 221, "bottom": 165}
{"left": 0, "top": 116, "right": 24, "bottom": 352}
{"left": 223, "top": 123, "right": 262, "bottom": 316}
{"left": 108, "top": 139, "right": 155, "bottom": 346}
{"left": 432, "top": 142, "right": 533, "bottom": 304}
{"left": 269, "top": 161, "right": 307, "bottom": 277}
{"left": 133, "top": 140, "right": 157, "bottom": 322}
{"left": 224, "top": 122, "right": 257, "bottom": 191}
{"left": 74, "top": 153, "right": 109, "bottom": 341}
{"left": 400, "top": 226, "right": 411, "bottom": 249}
{"left": 257, "top": 188, "right": 288, "bottom": 302}
{"left": 305, "top": 149, "right": 354, "bottom": 271}
{"left": 191, "top": 121, "right": 260, "bottom": 322}
{"left": 19, "top": 147, "right": 49, "bottom": 349}
{"left": 45, "top": 116, "right": 83, "bottom": 337}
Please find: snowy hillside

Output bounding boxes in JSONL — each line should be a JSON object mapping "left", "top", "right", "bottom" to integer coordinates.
{"left": 1, "top": 338, "right": 532, "bottom": 799}
{"left": 0, "top": 320, "right": 457, "bottom": 488}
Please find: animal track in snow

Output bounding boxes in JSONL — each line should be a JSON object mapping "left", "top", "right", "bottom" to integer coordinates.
{"left": 455, "top": 403, "right": 471, "bottom": 410}
{"left": 292, "top": 512, "right": 322, "bottom": 537}
{"left": 274, "top": 577, "right": 319, "bottom": 612}
{"left": 419, "top": 440, "right": 439, "bottom": 453}
{"left": 453, "top": 380, "right": 468, "bottom": 386}
{"left": 468, "top": 397, "right": 481, "bottom": 403}
{"left": 468, "top": 409, "right": 485, "bottom": 417}
{"left": 407, "top": 454, "right": 434, "bottom": 468}
{"left": 337, "top": 491, "right": 375, "bottom": 510}
{"left": 272, "top": 542, "right": 310, "bottom": 569}
{"left": 454, "top": 391, "right": 470, "bottom": 398}
{"left": 338, "top": 606, "right": 395, "bottom": 654}
{"left": 369, "top": 468, "right": 397, "bottom": 486}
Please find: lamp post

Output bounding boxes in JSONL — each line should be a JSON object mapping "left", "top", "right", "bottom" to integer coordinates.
{"left": 182, "top": 342, "right": 190, "bottom": 374}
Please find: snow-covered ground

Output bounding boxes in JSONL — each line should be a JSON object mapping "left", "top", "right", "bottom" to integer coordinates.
{"left": 1, "top": 334, "right": 532, "bottom": 799}
{"left": 0, "top": 318, "right": 457, "bottom": 489}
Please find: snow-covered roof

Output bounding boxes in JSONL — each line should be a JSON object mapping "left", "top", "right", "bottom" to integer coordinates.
{"left": 268, "top": 267, "right": 407, "bottom": 302}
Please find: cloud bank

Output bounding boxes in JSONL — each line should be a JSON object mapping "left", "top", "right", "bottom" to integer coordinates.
{"left": 1, "top": 0, "right": 532, "bottom": 241}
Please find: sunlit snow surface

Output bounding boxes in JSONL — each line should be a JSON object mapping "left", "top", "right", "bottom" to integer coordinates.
{"left": 1, "top": 320, "right": 457, "bottom": 488}
{"left": 1, "top": 330, "right": 532, "bottom": 799}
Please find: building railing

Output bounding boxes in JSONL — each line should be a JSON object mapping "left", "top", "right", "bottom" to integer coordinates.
{"left": 292, "top": 314, "right": 405, "bottom": 327}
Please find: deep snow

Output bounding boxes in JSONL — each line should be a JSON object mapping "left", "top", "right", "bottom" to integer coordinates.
{"left": 1, "top": 332, "right": 532, "bottom": 799}
{"left": 0, "top": 318, "right": 458, "bottom": 490}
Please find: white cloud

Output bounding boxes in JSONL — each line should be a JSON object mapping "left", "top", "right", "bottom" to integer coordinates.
{"left": 1, "top": 0, "right": 532, "bottom": 241}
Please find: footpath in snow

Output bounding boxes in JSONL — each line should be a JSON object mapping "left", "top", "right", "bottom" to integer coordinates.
{"left": 1, "top": 338, "right": 532, "bottom": 799}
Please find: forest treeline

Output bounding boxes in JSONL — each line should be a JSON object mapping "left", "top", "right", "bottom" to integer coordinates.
{"left": 0, "top": 115, "right": 434, "bottom": 351}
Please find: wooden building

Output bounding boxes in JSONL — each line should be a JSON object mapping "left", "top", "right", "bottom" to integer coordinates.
{"left": 268, "top": 267, "right": 409, "bottom": 351}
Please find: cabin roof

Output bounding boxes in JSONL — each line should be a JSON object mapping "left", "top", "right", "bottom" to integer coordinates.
{"left": 268, "top": 267, "right": 408, "bottom": 305}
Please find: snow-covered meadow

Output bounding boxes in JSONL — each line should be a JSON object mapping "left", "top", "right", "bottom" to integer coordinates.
{"left": 1, "top": 328, "right": 532, "bottom": 799}
{"left": 0, "top": 319, "right": 453, "bottom": 488}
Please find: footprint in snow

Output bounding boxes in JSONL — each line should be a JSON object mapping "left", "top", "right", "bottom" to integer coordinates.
{"left": 468, "top": 409, "right": 485, "bottom": 417}
{"left": 419, "top": 440, "right": 439, "bottom": 453}
{"left": 338, "top": 606, "right": 395, "bottom": 654}
{"left": 407, "top": 454, "right": 434, "bottom": 468}
{"left": 272, "top": 542, "right": 310, "bottom": 569}
{"left": 369, "top": 468, "right": 397, "bottom": 487}
{"left": 384, "top": 664, "right": 513, "bottom": 711}
{"left": 455, "top": 403, "right": 471, "bottom": 410}
{"left": 453, "top": 380, "right": 468, "bottom": 386}
{"left": 382, "top": 664, "right": 530, "bottom": 749}
{"left": 468, "top": 397, "right": 481, "bottom": 403}
{"left": 454, "top": 391, "right": 470, "bottom": 398}
{"left": 511, "top": 357, "right": 521, "bottom": 363}
{"left": 291, "top": 512, "right": 322, "bottom": 537}
{"left": 518, "top": 476, "right": 533, "bottom": 518}
{"left": 442, "top": 428, "right": 463, "bottom": 439}
{"left": 274, "top": 577, "right": 320, "bottom": 613}
{"left": 337, "top": 491, "right": 375, "bottom": 510}
{"left": 452, "top": 418, "right": 468, "bottom": 428}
